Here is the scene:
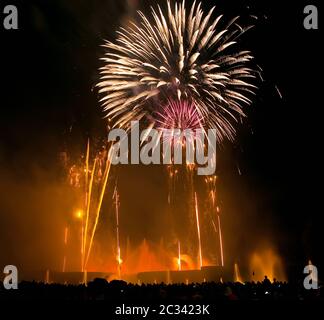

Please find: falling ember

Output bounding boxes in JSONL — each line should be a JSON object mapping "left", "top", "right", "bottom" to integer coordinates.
{"left": 205, "top": 176, "right": 224, "bottom": 267}
{"left": 114, "top": 186, "right": 122, "bottom": 279}
{"left": 85, "top": 139, "right": 90, "bottom": 188}
{"left": 81, "top": 224, "right": 84, "bottom": 271}
{"left": 45, "top": 269, "right": 50, "bottom": 284}
{"left": 63, "top": 227, "right": 68, "bottom": 272}
{"left": 275, "top": 85, "right": 282, "bottom": 99}
{"left": 195, "top": 192, "right": 203, "bottom": 269}
{"left": 74, "top": 210, "right": 84, "bottom": 271}
{"left": 178, "top": 241, "right": 182, "bottom": 271}
{"left": 62, "top": 256, "right": 66, "bottom": 273}
{"left": 217, "top": 209, "right": 224, "bottom": 267}
{"left": 64, "top": 227, "right": 68, "bottom": 245}
{"left": 234, "top": 263, "right": 243, "bottom": 283}
{"left": 83, "top": 269, "right": 88, "bottom": 286}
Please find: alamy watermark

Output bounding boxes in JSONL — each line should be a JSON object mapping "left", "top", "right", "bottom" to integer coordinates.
{"left": 2, "top": 5, "right": 18, "bottom": 30}
{"left": 2, "top": 265, "right": 18, "bottom": 289}
{"left": 107, "top": 121, "right": 216, "bottom": 176}
{"left": 304, "top": 264, "right": 318, "bottom": 290}
{"left": 304, "top": 5, "right": 319, "bottom": 30}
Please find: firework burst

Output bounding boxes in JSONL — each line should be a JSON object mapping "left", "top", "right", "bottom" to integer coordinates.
{"left": 98, "top": 0, "right": 256, "bottom": 141}
{"left": 156, "top": 99, "right": 203, "bottom": 131}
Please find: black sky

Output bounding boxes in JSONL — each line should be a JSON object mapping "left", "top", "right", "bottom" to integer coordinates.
{"left": 1, "top": 0, "right": 323, "bottom": 276}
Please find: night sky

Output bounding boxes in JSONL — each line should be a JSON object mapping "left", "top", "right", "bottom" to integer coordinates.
{"left": 1, "top": 0, "right": 323, "bottom": 278}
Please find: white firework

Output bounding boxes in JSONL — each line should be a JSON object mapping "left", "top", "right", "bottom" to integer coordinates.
{"left": 97, "top": 0, "right": 256, "bottom": 142}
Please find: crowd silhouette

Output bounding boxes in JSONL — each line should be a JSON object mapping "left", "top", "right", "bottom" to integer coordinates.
{"left": 0, "top": 277, "right": 322, "bottom": 301}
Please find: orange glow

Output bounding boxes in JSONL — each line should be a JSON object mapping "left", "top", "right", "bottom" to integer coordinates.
{"left": 63, "top": 143, "right": 228, "bottom": 280}
{"left": 86, "top": 239, "right": 200, "bottom": 275}
{"left": 250, "top": 249, "right": 286, "bottom": 282}
{"left": 75, "top": 209, "right": 83, "bottom": 220}
{"left": 234, "top": 263, "right": 243, "bottom": 283}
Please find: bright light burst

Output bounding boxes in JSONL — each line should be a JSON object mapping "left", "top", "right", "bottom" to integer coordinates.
{"left": 98, "top": 0, "right": 256, "bottom": 142}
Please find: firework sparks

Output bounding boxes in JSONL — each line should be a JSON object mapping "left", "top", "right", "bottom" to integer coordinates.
{"left": 82, "top": 140, "right": 90, "bottom": 270}
{"left": 85, "top": 156, "right": 112, "bottom": 268}
{"left": 114, "top": 186, "right": 122, "bottom": 279}
{"left": 157, "top": 99, "right": 204, "bottom": 153}
{"left": 195, "top": 192, "right": 203, "bottom": 269}
{"left": 234, "top": 263, "right": 243, "bottom": 283}
{"left": 64, "top": 226, "right": 69, "bottom": 245}
{"left": 98, "top": 0, "right": 256, "bottom": 142}
{"left": 217, "top": 207, "right": 224, "bottom": 267}
{"left": 275, "top": 85, "right": 282, "bottom": 99}
{"left": 178, "top": 240, "right": 182, "bottom": 271}
{"left": 156, "top": 99, "right": 204, "bottom": 131}
{"left": 63, "top": 227, "right": 69, "bottom": 272}
{"left": 67, "top": 141, "right": 115, "bottom": 272}
{"left": 83, "top": 158, "right": 97, "bottom": 270}
{"left": 62, "top": 256, "right": 66, "bottom": 273}
{"left": 60, "top": 0, "right": 259, "bottom": 275}
{"left": 45, "top": 270, "right": 50, "bottom": 284}
{"left": 205, "top": 175, "right": 226, "bottom": 266}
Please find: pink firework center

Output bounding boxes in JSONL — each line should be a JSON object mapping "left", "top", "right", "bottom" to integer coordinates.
{"left": 156, "top": 100, "right": 206, "bottom": 149}
{"left": 156, "top": 100, "right": 204, "bottom": 131}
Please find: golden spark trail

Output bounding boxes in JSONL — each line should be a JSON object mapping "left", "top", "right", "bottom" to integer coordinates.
{"left": 178, "top": 241, "right": 181, "bottom": 271}
{"left": 195, "top": 192, "right": 203, "bottom": 269}
{"left": 64, "top": 227, "right": 68, "bottom": 245}
{"left": 234, "top": 263, "right": 243, "bottom": 283}
{"left": 62, "top": 256, "right": 66, "bottom": 273}
{"left": 85, "top": 157, "right": 112, "bottom": 268}
{"left": 85, "top": 139, "right": 90, "bottom": 187}
{"left": 63, "top": 227, "right": 68, "bottom": 272}
{"left": 45, "top": 270, "right": 50, "bottom": 284}
{"left": 114, "top": 186, "right": 122, "bottom": 279}
{"left": 83, "top": 159, "right": 97, "bottom": 269}
{"left": 82, "top": 140, "right": 90, "bottom": 270}
{"left": 81, "top": 224, "right": 84, "bottom": 271}
{"left": 206, "top": 176, "right": 225, "bottom": 267}
{"left": 217, "top": 207, "right": 224, "bottom": 267}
